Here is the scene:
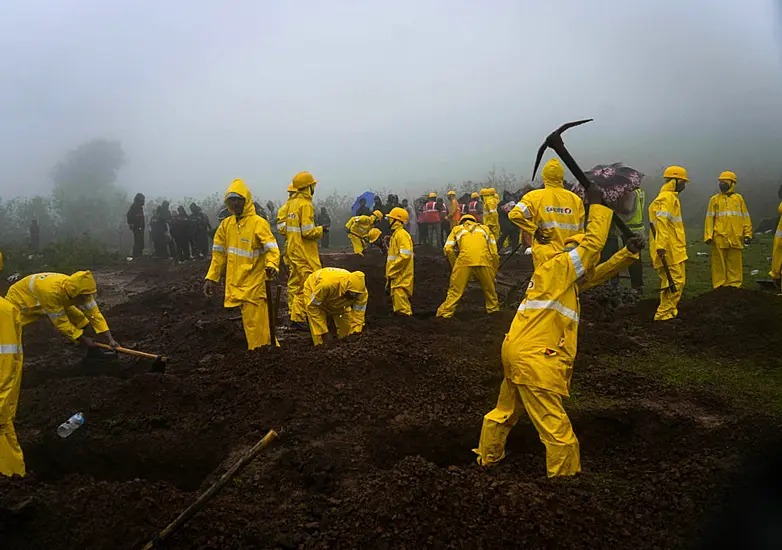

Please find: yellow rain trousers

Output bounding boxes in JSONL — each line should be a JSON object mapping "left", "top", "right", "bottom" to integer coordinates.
{"left": 481, "top": 192, "right": 500, "bottom": 240}
{"left": 206, "top": 179, "right": 281, "bottom": 349}
{"left": 475, "top": 205, "right": 635, "bottom": 477}
{"left": 345, "top": 215, "right": 377, "bottom": 256}
{"left": 436, "top": 220, "right": 499, "bottom": 318}
{"left": 704, "top": 186, "right": 752, "bottom": 288}
{"left": 386, "top": 223, "right": 414, "bottom": 315}
{"left": 0, "top": 296, "right": 24, "bottom": 477}
{"left": 304, "top": 268, "right": 368, "bottom": 345}
{"left": 771, "top": 202, "right": 782, "bottom": 281}
{"left": 285, "top": 187, "right": 323, "bottom": 323}
{"left": 649, "top": 180, "right": 688, "bottom": 320}
{"left": 509, "top": 158, "right": 586, "bottom": 268}
{"left": 6, "top": 271, "right": 109, "bottom": 340}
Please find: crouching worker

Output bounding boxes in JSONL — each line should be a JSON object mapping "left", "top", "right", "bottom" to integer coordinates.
{"left": 474, "top": 186, "right": 646, "bottom": 477}
{"left": 436, "top": 214, "right": 499, "bottom": 318}
{"left": 6, "top": 270, "right": 119, "bottom": 350}
{"left": 204, "top": 179, "right": 280, "bottom": 350}
{"left": 1, "top": 252, "right": 25, "bottom": 477}
{"left": 345, "top": 210, "right": 383, "bottom": 256}
{"left": 304, "top": 268, "right": 368, "bottom": 346}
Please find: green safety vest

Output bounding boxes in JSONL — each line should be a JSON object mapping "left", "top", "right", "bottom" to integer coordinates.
{"left": 626, "top": 189, "right": 645, "bottom": 233}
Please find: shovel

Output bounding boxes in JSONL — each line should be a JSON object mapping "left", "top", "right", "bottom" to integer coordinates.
{"left": 92, "top": 343, "right": 168, "bottom": 373}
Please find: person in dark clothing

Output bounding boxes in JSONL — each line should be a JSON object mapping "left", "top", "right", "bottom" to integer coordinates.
{"left": 189, "top": 203, "right": 212, "bottom": 258}
{"left": 150, "top": 206, "right": 171, "bottom": 258}
{"left": 171, "top": 206, "right": 194, "bottom": 261}
{"left": 498, "top": 191, "right": 521, "bottom": 253}
{"left": 436, "top": 197, "right": 449, "bottom": 247}
{"left": 356, "top": 197, "right": 371, "bottom": 217}
{"left": 158, "top": 201, "right": 177, "bottom": 258}
{"left": 316, "top": 207, "right": 332, "bottom": 248}
{"left": 373, "top": 196, "right": 384, "bottom": 215}
{"left": 126, "top": 193, "right": 146, "bottom": 258}
{"left": 29, "top": 218, "right": 40, "bottom": 253}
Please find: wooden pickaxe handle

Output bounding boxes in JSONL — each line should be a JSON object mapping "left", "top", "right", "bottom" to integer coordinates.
{"left": 649, "top": 224, "right": 677, "bottom": 292}
{"left": 92, "top": 342, "right": 166, "bottom": 361}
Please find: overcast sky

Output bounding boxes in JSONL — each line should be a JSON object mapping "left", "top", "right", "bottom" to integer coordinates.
{"left": 1, "top": 0, "right": 781, "bottom": 202}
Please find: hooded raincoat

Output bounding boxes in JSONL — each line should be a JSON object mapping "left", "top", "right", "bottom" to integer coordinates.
{"left": 436, "top": 218, "right": 499, "bottom": 318}
{"left": 509, "top": 159, "right": 586, "bottom": 268}
{"left": 649, "top": 180, "right": 687, "bottom": 320}
{"left": 0, "top": 258, "right": 25, "bottom": 477}
{"left": 386, "top": 221, "right": 415, "bottom": 315}
{"left": 6, "top": 271, "right": 109, "bottom": 341}
{"left": 481, "top": 189, "right": 500, "bottom": 240}
{"left": 704, "top": 180, "right": 752, "bottom": 288}
{"left": 474, "top": 204, "right": 636, "bottom": 477}
{"left": 205, "top": 179, "right": 280, "bottom": 349}
{"left": 304, "top": 268, "right": 368, "bottom": 345}
{"left": 285, "top": 186, "right": 323, "bottom": 322}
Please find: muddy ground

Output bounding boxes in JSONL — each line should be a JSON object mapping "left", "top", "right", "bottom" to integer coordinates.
{"left": 1, "top": 246, "right": 782, "bottom": 549}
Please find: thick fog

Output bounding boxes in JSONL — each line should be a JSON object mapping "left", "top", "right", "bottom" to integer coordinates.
{"left": 1, "top": 0, "right": 781, "bottom": 203}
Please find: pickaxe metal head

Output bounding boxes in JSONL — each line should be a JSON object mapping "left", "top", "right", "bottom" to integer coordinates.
{"left": 532, "top": 119, "right": 593, "bottom": 181}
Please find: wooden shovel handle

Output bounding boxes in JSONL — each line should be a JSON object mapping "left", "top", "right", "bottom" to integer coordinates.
{"left": 93, "top": 342, "right": 166, "bottom": 361}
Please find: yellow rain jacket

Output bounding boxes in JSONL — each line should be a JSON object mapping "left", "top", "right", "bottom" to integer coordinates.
{"left": 444, "top": 219, "right": 499, "bottom": 270}
{"left": 206, "top": 179, "right": 280, "bottom": 307}
{"left": 386, "top": 223, "right": 414, "bottom": 313}
{"left": 0, "top": 295, "right": 24, "bottom": 477}
{"left": 276, "top": 201, "right": 289, "bottom": 236}
{"left": 285, "top": 186, "right": 323, "bottom": 271}
{"left": 481, "top": 191, "right": 500, "bottom": 239}
{"left": 502, "top": 204, "right": 615, "bottom": 397}
{"left": 510, "top": 159, "right": 585, "bottom": 268}
{"left": 704, "top": 183, "right": 752, "bottom": 249}
{"left": 6, "top": 271, "right": 109, "bottom": 341}
{"left": 304, "top": 268, "right": 368, "bottom": 345}
{"left": 649, "top": 180, "right": 687, "bottom": 268}
{"left": 771, "top": 202, "right": 782, "bottom": 279}
{"left": 345, "top": 214, "right": 377, "bottom": 237}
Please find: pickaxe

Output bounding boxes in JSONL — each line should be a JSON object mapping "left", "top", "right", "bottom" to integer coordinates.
{"left": 648, "top": 223, "right": 677, "bottom": 293}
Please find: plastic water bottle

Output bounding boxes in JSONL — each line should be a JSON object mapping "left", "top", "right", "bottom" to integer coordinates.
{"left": 57, "top": 413, "right": 84, "bottom": 438}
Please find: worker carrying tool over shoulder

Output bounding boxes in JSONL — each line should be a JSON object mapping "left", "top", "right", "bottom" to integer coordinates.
{"left": 649, "top": 166, "right": 688, "bottom": 321}
{"left": 436, "top": 214, "right": 499, "bottom": 318}
{"left": 509, "top": 158, "right": 585, "bottom": 268}
{"left": 0, "top": 252, "right": 25, "bottom": 477}
{"left": 770, "top": 184, "right": 782, "bottom": 290}
{"left": 204, "top": 179, "right": 280, "bottom": 349}
{"left": 385, "top": 207, "right": 415, "bottom": 316}
{"left": 285, "top": 172, "right": 327, "bottom": 331}
{"left": 447, "top": 190, "right": 461, "bottom": 229}
{"left": 480, "top": 188, "right": 500, "bottom": 240}
{"left": 474, "top": 185, "right": 646, "bottom": 477}
{"left": 345, "top": 210, "right": 384, "bottom": 256}
{"left": 6, "top": 270, "right": 119, "bottom": 350}
{"left": 704, "top": 171, "right": 752, "bottom": 289}
{"left": 304, "top": 267, "right": 368, "bottom": 346}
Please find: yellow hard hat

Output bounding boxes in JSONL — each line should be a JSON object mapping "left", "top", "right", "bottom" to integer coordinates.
{"left": 460, "top": 214, "right": 477, "bottom": 223}
{"left": 388, "top": 207, "right": 409, "bottom": 224}
{"left": 489, "top": 187, "right": 497, "bottom": 194}
{"left": 447, "top": 190, "right": 456, "bottom": 196}
{"left": 287, "top": 183, "right": 296, "bottom": 193}
{"left": 479, "top": 188, "right": 491, "bottom": 197}
{"left": 367, "top": 228, "right": 382, "bottom": 243}
{"left": 471, "top": 192, "right": 479, "bottom": 199}
{"left": 428, "top": 192, "right": 437, "bottom": 199}
{"left": 292, "top": 171, "right": 318, "bottom": 190}
{"left": 372, "top": 210, "right": 384, "bottom": 221}
{"left": 663, "top": 166, "right": 689, "bottom": 182}
{"left": 718, "top": 171, "right": 737, "bottom": 183}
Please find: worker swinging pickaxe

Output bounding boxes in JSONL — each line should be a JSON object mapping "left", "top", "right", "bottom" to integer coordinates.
{"left": 508, "top": 119, "right": 674, "bottom": 292}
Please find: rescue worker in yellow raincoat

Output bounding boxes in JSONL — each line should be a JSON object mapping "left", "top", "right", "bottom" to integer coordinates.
{"left": 509, "top": 158, "right": 585, "bottom": 268}
{"left": 704, "top": 171, "right": 752, "bottom": 288}
{"left": 6, "top": 271, "right": 118, "bottom": 349}
{"left": 436, "top": 214, "right": 499, "bottom": 318}
{"left": 285, "top": 172, "right": 326, "bottom": 330}
{"left": 447, "top": 190, "right": 461, "bottom": 229}
{"left": 770, "top": 185, "right": 782, "bottom": 289}
{"left": 276, "top": 183, "right": 296, "bottom": 314}
{"left": 480, "top": 188, "right": 500, "bottom": 240}
{"left": 345, "top": 210, "right": 384, "bottom": 256}
{"left": 649, "top": 166, "right": 688, "bottom": 320}
{"left": 304, "top": 267, "right": 368, "bottom": 345}
{"left": 474, "top": 186, "right": 646, "bottom": 477}
{"left": 1, "top": 251, "right": 25, "bottom": 477}
{"left": 204, "top": 179, "right": 281, "bottom": 349}
{"left": 385, "top": 207, "right": 414, "bottom": 316}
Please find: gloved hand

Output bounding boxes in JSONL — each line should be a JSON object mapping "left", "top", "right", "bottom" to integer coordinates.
{"left": 265, "top": 266, "right": 279, "bottom": 279}
{"left": 203, "top": 280, "right": 216, "bottom": 297}
{"left": 704, "top": 239, "right": 712, "bottom": 245}
{"left": 626, "top": 235, "right": 647, "bottom": 254}
{"left": 385, "top": 279, "right": 391, "bottom": 296}
{"left": 533, "top": 228, "right": 551, "bottom": 245}
{"left": 744, "top": 237, "right": 752, "bottom": 245}
{"left": 321, "top": 225, "right": 329, "bottom": 233}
